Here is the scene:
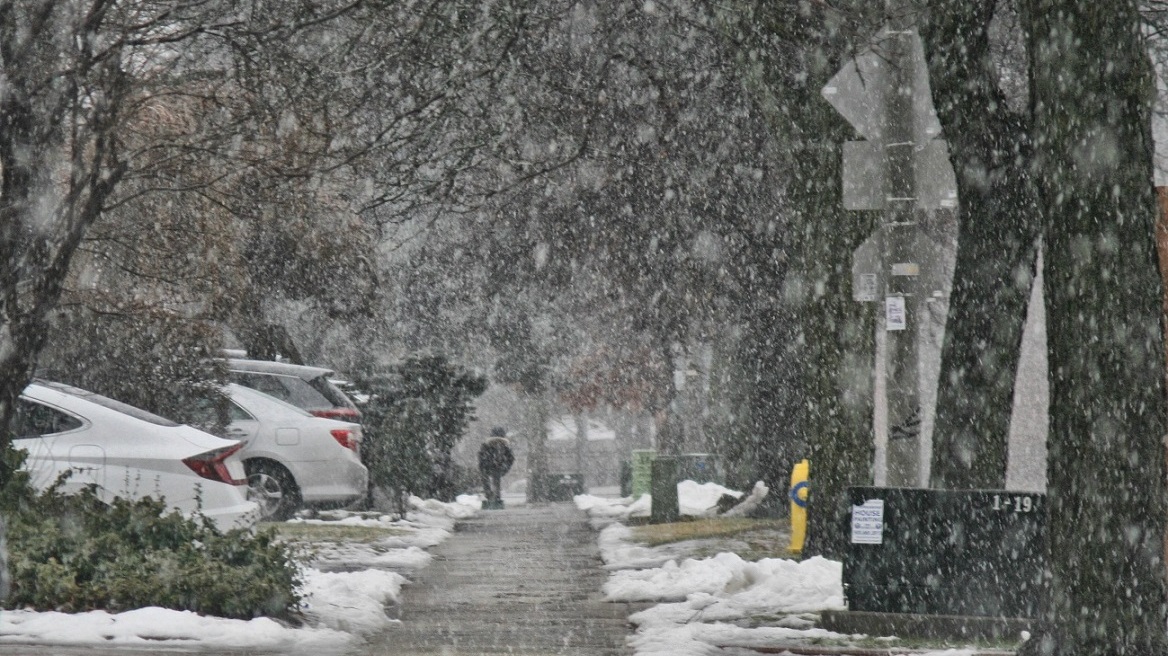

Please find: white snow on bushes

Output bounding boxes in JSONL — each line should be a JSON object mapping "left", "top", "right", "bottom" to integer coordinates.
{"left": 0, "top": 494, "right": 480, "bottom": 651}
{"left": 575, "top": 480, "right": 742, "bottom": 521}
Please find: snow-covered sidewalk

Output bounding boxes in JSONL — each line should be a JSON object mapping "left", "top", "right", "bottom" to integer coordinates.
{"left": 578, "top": 490, "right": 1014, "bottom": 656}
{"left": 0, "top": 494, "right": 481, "bottom": 654}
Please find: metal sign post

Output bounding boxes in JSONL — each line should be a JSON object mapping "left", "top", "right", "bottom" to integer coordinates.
{"left": 882, "top": 26, "right": 922, "bottom": 487}
{"left": 825, "top": 7, "right": 956, "bottom": 487}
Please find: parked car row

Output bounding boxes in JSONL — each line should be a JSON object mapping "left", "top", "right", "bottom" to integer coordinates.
{"left": 11, "top": 356, "right": 369, "bottom": 528}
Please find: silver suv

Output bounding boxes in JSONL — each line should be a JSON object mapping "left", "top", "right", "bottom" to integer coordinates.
{"left": 226, "top": 358, "right": 362, "bottom": 422}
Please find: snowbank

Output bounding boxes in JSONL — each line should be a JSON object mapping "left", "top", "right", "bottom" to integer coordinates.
{"left": 575, "top": 480, "right": 742, "bottom": 520}
{"left": 0, "top": 608, "right": 351, "bottom": 655}
{"left": 598, "top": 513, "right": 995, "bottom": 656}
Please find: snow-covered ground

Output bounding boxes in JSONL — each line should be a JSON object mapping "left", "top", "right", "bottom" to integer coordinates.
{"left": 578, "top": 489, "right": 1009, "bottom": 656}
{"left": 0, "top": 482, "right": 1021, "bottom": 655}
{"left": 0, "top": 494, "right": 481, "bottom": 654}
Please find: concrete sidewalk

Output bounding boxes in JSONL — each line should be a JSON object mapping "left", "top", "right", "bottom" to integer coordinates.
{"left": 359, "top": 502, "right": 639, "bottom": 656}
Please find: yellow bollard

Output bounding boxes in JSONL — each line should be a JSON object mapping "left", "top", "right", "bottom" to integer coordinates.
{"left": 789, "top": 459, "right": 810, "bottom": 554}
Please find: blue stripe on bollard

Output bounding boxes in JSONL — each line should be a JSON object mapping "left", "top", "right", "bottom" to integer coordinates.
{"left": 790, "top": 481, "right": 810, "bottom": 508}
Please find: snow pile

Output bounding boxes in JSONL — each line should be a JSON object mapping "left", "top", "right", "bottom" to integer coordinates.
{"left": 299, "top": 568, "right": 407, "bottom": 634}
{"left": 600, "top": 519, "right": 988, "bottom": 656}
{"left": 291, "top": 495, "right": 482, "bottom": 571}
{"left": 605, "top": 552, "right": 845, "bottom": 611}
{"left": 0, "top": 608, "right": 351, "bottom": 655}
{"left": 576, "top": 492, "right": 652, "bottom": 520}
{"left": 575, "top": 480, "right": 742, "bottom": 520}
{"left": 596, "top": 523, "right": 674, "bottom": 569}
{"left": 410, "top": 493, "right": 482, "bottom": 520}
{"left": 312, "top": 544, "right": 433, "bottom": 570}
{"left": 612, "top": 555, "right": 848, "bottom": 656}
{"left": 721, "top": 480, "right": 769, "bottom": 517}
{"left": 678, "top": 480, "right": 742, "bottom": 516}
{"left": 627, "top": 619, "right": 850, "bottom": 656}
{"left": 594, "top": 506, "right": 858, "bottom": 655}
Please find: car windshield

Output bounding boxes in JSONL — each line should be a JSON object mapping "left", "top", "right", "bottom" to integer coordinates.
{"left": 229, "top": 371, "right": 333, "bottom": 410}
{"left": 308, "top": 376, "right": 359, "bottom": 411}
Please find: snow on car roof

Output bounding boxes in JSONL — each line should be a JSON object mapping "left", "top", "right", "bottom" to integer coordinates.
{"left": 226, "top": 358, "right": 334, "bottom": 379}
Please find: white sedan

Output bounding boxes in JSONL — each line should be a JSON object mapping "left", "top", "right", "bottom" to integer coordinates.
{"left": 14, "top": 381, "right": 259, "bottom": 531}
{"left": 223, "top": 384, "right": 368, "bottom": 520}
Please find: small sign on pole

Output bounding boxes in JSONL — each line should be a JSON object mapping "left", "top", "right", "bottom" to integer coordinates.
{"left": 852, "top": 233, "right": 882, "bottom": 302}
{"left": 885, "top": 296, "right": 907, "bottom": 331}
{"left": 891, "top": 262, "right": 920, "bottom": 277}
{"left": 857, "top": 274, "right": 878, "bottom": 302}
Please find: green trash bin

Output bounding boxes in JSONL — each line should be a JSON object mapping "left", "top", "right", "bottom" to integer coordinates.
{"left": 631, "top": 449, "right": 655, "bottom": 498}
{"left": 650, "top": 457, "right": 680, "bottom": 524}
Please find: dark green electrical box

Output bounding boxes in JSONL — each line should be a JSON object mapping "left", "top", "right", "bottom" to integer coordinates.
{"left": 843, "top": 487, "right": 1046, "bottom": 619}
{"left": 536, "top": 473, "right": 584, "bottom": 502}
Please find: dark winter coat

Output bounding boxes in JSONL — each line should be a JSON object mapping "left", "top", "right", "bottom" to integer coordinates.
{"left": 478, "top": 438, "right": 515, "bottom": 477}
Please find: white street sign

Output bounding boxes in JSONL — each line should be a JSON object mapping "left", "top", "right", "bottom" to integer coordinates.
{"left": 916, "top": 140, "right": 959, "bottom": 210}
{"left": 822, "top": 28, "right": 942, "bottom": 144}
{"left": 886, "top": 296, "right": 907, "bottom": 331}
{"left": 842, "top": 141, "right": 886, "bottom": 210}
{"left": 842, "top": 139, "right": 958, "bottom": 211}
{"left": 852, "top": 233, "right": 881, "bottom": 302}
{"left": 827, "top": 28, "right": 958, "bottom": 211}
{"left": 857, "top": 274, "right": 879, "bottom": 302}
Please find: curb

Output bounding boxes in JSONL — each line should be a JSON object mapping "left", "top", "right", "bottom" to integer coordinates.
{"left": 720, "top": 645, "right": 1015, "bottom": 656}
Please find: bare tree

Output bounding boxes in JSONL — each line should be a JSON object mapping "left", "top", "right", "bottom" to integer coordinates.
{"left": 0, "top": 0, "right": 545, "bottom": 477}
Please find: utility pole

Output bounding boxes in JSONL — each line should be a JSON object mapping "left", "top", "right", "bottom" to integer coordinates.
{"left": 882, "top": 3, "right": 922, "bottom": 487}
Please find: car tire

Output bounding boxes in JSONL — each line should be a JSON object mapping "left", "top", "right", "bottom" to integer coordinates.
{"left": 245, "top": 460, "right": 301, "bottom": 521}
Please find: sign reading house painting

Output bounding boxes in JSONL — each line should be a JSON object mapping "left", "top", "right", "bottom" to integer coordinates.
{"left": 850, "top": 498, "right": 885, "bottom": 544}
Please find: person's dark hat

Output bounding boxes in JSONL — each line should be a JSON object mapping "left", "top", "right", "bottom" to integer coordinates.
{"left": 489, "top": 426, "right": 506, "bottom": 437}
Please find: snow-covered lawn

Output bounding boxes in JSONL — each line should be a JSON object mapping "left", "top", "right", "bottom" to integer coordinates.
{"left": 578, "top": 488, "right": 1010, "bottom": 656}
{"left": 0, "top": 494, "right": 481, "bottom": 654}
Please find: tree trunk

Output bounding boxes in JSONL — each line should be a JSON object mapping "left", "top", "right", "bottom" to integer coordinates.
{"left": 574, "top": 412, "right": 588, "bottom": 480}
{"left": 734, "top": 0, "right": 880, "bottom": 549}
{"left": 737, "top": 302, "right": 805, "bottom": 517}
{"left": 1024, "top": 0, "right": 1168, "bottom": 652}
{"left": 525, "top": 389, "right": 550, "bottom": 503}
{"left": 798, "top": 135, "right": 880, "bottom": 557}
{"left": 0, "top": 4, "right": 128, "bottom": 489}
{"left": 921, "top": 0, "right": 1041, "bottom": 490}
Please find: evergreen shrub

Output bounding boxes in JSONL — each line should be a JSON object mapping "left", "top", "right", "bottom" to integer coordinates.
{"left": 0, "top": 450, "right": 301, "bottom": 619}
{"left": 356, "top": 355, "right": 488, "bottom": 514}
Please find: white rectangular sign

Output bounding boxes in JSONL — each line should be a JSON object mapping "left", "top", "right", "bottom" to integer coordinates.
{"left": 851, "top": 499, "right": 885, "bottom": 545}
{"left": 856, "top": 273, "right": 878, "bottom": 302}
{"left": 885, "top": 296, "right": 907, "bottom": 331}
{"left": 891, "top": 262, "right": 920, "bottom": 277}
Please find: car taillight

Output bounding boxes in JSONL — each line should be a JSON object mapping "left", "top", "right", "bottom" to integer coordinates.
{"left": 331, "top": 428, "right": 359, "bottom": 451}
{"left": 184, "top": 444, "right": 246, "bottom": 486}
{"left": 311, "top": 408, "right": 362, "bottom": 421}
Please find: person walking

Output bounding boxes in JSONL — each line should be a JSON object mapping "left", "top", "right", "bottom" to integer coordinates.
{"left": 478, "top": 427, "right": 514, "bottom": 509}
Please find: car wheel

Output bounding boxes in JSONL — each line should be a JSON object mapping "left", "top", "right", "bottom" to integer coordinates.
{"left": 245, "top": 460, "right": 301, "bottom": 521}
